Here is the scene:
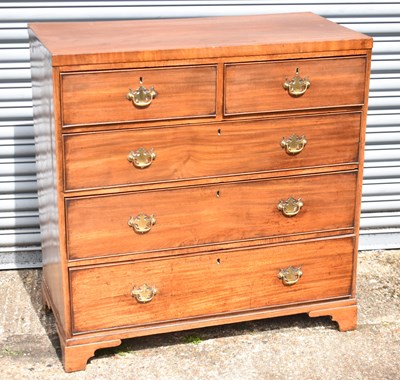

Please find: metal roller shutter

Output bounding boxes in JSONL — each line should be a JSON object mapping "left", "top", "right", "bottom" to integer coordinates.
{"left": 1, "top": 1, "right": 399, "bottom": 268}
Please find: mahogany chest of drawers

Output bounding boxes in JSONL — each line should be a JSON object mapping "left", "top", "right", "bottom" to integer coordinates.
{"left": 29, "top": 13, "right": 373, "bottom": 372}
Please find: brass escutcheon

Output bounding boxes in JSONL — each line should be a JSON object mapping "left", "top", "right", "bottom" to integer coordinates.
{"left": 128, "top": 213, "right": 156, "bottom": 234}
{"left": 283, "top": 68, "right": 310, "bottom": 97}
{"left": 127, "top": 147, "right": 156, "bottom": 169}
{"left": 278, "top": 266, "right": 303, "bottom": 286}
{"left": 131, "top": 283, "right": 158, "bottom": 303}
{"left": 126, "top": 77, "right": 158, "bottom": 107}
{"left": 277, "top": 197, "right": 303, "bottom": 217}
{"left": 281, "top": 134, "right": 307, "bottom": 155}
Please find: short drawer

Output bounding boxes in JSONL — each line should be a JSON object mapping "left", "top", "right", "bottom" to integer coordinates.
{"left": 70, "top": 236, "right": 354, "bottom": 333}
{"left": 224, "top": 57, "right": 366, "bottom": 115}
{"left": 63, "top": 113, "right": 360, "bottom": 191}
{"left": 61, "top": 65, "right": 217, "bottom": 126}
{"left": 66, "top": 172, "right": 357, "bottom": 260}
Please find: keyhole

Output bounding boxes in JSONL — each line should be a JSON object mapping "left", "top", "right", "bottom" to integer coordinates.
{"left": 295, "top": 68, "right": 299, "bottom": 75}
{"left": 217, "top": 129, "right": 222, "bottom": 136}
{"left": 216, "top": 258, "right": 221, "bottom": 265}
{"left": 139, "top": 76, "right": 143, "bottom": 84}
{"left": 216, "top": 190, "right": 220, "bottom": 198}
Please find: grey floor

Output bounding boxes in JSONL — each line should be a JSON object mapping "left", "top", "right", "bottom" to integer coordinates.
{"left": 0, "top": 249, "right": 399, "bottom": 380}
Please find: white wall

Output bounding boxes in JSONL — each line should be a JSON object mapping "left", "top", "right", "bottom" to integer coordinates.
{"left": 1, "top": 1, "right": 400, "bottom": 268}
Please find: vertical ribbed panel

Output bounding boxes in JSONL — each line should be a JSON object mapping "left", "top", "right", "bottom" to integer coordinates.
{"left": 1, "top": 1, "right": 399, "bottom": 268}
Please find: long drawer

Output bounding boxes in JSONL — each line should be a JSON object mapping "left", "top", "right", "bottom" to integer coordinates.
{"left": 70, "top": 236, "right": 354, "bottom": 333}
{"left": 63, "top": 113, "right": 360, "bottom": 191}
{"left": 224, "top": 57, "right": 366, "bottom": 115}
{"left": 66, "top": 171, "right": 357, "bottom": 260}
{"left": 61, "top": 65, "right": 217, "bottom": 126}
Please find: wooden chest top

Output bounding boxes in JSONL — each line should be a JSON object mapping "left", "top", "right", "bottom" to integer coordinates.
{"left": 29, "top": 13, "right": 372, "bottom": 66}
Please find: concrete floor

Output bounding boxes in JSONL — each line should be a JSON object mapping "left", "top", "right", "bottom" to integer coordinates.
{"left": 0, "top": 249, "right": 399, "bottom": 380}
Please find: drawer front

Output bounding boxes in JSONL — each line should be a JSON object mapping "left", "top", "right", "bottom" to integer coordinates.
{"left": 70, "top": 237, "right": 354, "bottom": 333}
{"left": 225, "top": 57, "right": 366, "bottom": 115}
{"left": 66, "top": 172, "right": 357, "bottom": 260}
{"left": 64, "top": 113, "right": 360, "bottom": 191}
{"left": 61, "top": 65, "right": 217, "bottom": 126}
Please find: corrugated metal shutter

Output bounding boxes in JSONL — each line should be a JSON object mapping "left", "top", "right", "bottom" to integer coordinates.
{"left": 1, "top": 1, "right": 399, "bottom": 268}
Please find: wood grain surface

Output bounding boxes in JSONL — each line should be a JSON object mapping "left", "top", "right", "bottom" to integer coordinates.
{"left": 225, "top": 57, "right": 367, "bottom": 115}
{"left": 28, "top": 13, "right": 372, "bottom": 66}
{"left": 70, "top": 236, "right": 354, "bottom": 333}
{"left": 63, "top": 113, "right": 361, "bottom": 191}
{"left": 66, "top": 171, "right": 357, "bottom": 260}
{"left": 61, "top": 65, "right": 217, "bottom": 126}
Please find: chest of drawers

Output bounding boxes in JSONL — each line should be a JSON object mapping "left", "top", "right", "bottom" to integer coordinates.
{"left": 29, "top": 13, "right": 372, "bottom": 372}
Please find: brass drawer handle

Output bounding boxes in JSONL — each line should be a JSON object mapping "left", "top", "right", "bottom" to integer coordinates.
{"left": 131, "top": 283, "right": 158, "bottom": 303}
{"left": 278, "top": 266, "right": 303, "bottom": 286}
{"left": 127, "top": 147, "right": 156, "bottom": 169}
{"left": 128, "top": 213, "right": 156, "bottom": 233}
{"left": 283, "top": 68, "right": 310, "bottom": 97}
{"left": 281, "top": 134, "right": 307, "bottom": 155}
{"left": 277, "top": 197, "right": 303, "bottom": 217}
{"left": 126, "top": 77, "right": 158, "bottom": 107}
